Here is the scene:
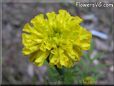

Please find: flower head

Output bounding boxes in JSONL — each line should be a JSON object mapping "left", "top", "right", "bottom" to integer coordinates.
{"left": 83, "top": 76, "right": 95, "bottom": 85}
{"left": 22, "top": 10, "right": 92, "bottom": 68}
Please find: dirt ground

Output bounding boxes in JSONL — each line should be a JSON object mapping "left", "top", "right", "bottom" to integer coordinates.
{"left": 1, "top": 0, "right": 114, "bottom": 85}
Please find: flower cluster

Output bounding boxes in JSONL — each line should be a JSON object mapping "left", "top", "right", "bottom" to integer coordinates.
{"left": 22, "top": 10, "right": 92, "bottom": 68}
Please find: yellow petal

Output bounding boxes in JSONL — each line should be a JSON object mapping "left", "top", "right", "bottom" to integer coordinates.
{"left": 23, "top": 23, "right": 32, "bottom": 33}
{"left": 34, "top": 51, "right": 49, "bottom": 66}
{"left": 22, "top": 44, "right": 40, "bottom": 55}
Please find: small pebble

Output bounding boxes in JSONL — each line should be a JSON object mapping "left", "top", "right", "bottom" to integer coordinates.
{"left": 110, "top": 66, "right": 114, "bottom": 72}
{"left": 93, "top": 60, "right": 99, "bottom": 65}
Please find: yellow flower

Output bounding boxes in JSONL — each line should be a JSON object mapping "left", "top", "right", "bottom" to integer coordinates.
{"left": 22, "top": 9, "right": 92, "bottom": 68}
{"left": 83, "top": 76, "right": 95, "bottom": 85}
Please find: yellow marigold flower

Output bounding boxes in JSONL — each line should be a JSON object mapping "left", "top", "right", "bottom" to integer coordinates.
{"left": 22, "top": 9, "right": 92, "bottom": 68}
{"left": 83, "top": 76, "right": 95, "bottom": 85}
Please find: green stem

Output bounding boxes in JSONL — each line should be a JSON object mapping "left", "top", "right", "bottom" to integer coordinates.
{"left": 55, "top": 65, "right": 64, "bottom": 83}
{"left": 47, "top": 56, "right": 64, "bottom": 83}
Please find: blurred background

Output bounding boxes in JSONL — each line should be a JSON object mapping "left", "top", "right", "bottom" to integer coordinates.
{"left": 1, "top": 0, "right": 114, "bottom": 85}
